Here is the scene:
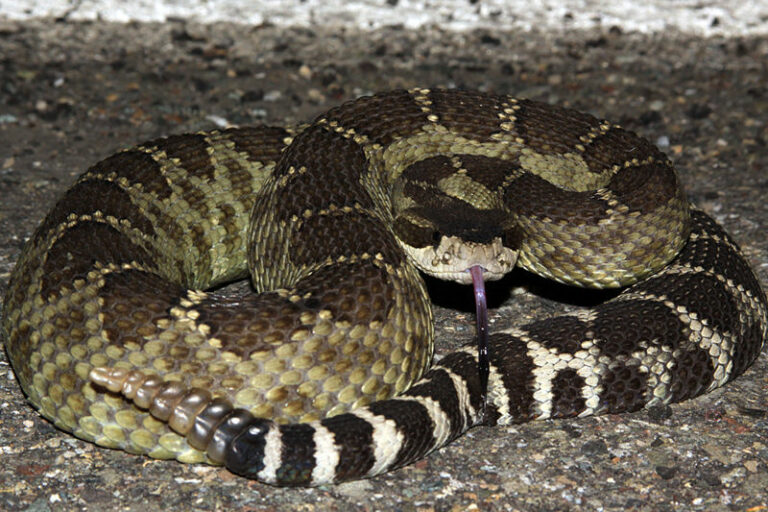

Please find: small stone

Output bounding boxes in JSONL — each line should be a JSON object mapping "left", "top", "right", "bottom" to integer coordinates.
{"left": 580, "top": 439, "right": 608, "bottom": 456}
{"left": 548, "top": 75, "right": 563, "bottom": 86}
{"left": 263, "top": 90, "right": 282, "bottom": 102}
{"left": 335, "top": 478, "right": 374, "bottom": 498}
{"left": 687, "top": 103, "right": 712, "bottom": 119}
{"left": 298, "top": 64, "right": 313, "bottom": 79}
{"left": 655, "top": 465, "right": 677, "bottom": 480}
{"left": 241, "top": 89, "right": 264, "bottom": 103}
{"left": 480, "top": 34, "right": 501, "bottom": 46}
{"left": 646, "top": 404, "right": 673, "bottom": 421}
{"left": 720, "top": 466, "right": 747, "bottom": 487}
{"left": 639, "top": 110, "right": 662, "bottom": 125}
{"left": 702, "top": 442, "right": 732, "bottom": 464}
{"left": 307, "top": 89, "right": 326, "bottom": 103}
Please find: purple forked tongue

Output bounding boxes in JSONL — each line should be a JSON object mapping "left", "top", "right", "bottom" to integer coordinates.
{"left": 469, "top": 265, "right": 490, "bottom": 405}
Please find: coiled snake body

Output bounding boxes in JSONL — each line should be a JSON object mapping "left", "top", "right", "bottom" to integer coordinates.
{"left": 3, "top": 89, "right": 766, "bottom": 486}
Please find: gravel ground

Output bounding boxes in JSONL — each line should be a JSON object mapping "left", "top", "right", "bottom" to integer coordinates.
{"left": 0, "top": 18, "right": 766, "bottom": 512}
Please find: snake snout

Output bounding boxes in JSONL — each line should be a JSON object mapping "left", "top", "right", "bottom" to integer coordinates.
{"left": 401, "top": 235, "right": 519, "bottom": 284}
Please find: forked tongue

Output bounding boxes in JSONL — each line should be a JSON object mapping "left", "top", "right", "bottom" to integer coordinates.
{"left": 469, "top": 265, "right": 490, "bottom": 408}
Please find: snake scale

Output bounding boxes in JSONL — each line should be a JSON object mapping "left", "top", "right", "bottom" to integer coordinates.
{"left": 3, "top": 88, "right": 766, "bottom": 486}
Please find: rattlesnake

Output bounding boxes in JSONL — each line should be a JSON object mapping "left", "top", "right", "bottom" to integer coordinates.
{"left": 3, "top": 88, "right": 766, "bottom": 486}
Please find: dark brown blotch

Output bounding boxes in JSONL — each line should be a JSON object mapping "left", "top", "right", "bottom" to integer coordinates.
{"left": 425, "top": 89, "right": 505, "bottom": 141}
{"left": 224, "top": 126, "right": 291, "bottom": 164}
{"left": 188, "top": 291, "right": 305, "bottom": 356}
{"left": 90, "top": 149, "right": 173, "bottom": 200}
{"left": 320, "top": 89, "right": 429, "bottom": 146}
{"left": 392, "top": 215, "right": 436, "bottom": 249}
{"left": 160, "top": 134, "right": 217, "bottom": 183}
{"left": 729, "top": 321, "right": 766, "bottom": 381}
{"left": 400, "top": 155, "right": 456, "bottom": 184}
{"left": 320, "top": 414, "right": 375, "bottom": 482}
{"left": 487, "top": 332, "right": 538, "bottom": 423}
{"left": 274, "top": 125, "right": 374, "bottom": 212}
{"left": 40, "top": 179, "right": 155, "bottom": 239}
{"left": 98, "top": 269, "right": 184, "bottom": 350}
{"left": 456, "top": 154, "right": 519, "bottom": 190}
{"left": 400, "top": 204, "right": 512, "bottom": 245}
{"left": 592, "top": 299, "right": 687, "bottom": 357}
{"left": 636, "top": 273, "right": 740, "bottom": 335}
{"left": 598, "top": 364, "right": 648, "bottom": 414}
{"left": 608, "top": 161, "right": 683, "bottom": 213}
{"left": 41, "top": 221, "right": 154, "bottom": 299}
{"left": 292, "top": 209, "right": 404, "bottom": 268}
{"left": 525, "top": 315, "right": 589, "bottom": 355}
{"left": 293, "top": 261, "right": 396, "bottom": 326}
{"left": 368, "top": 398, "right": 435, "bottom": 469}
{"left": 580, "top": 125, "right": 662, "bottom": 174}
{"left": 505, "top": 173, "right": 609, "bottom": 225}
{"left": 550, "top": 368, "right": 586, "bottom": 418}
{"left": 512, "top": 99, "right": 602, "bottom": 156}
{"left": 666, "top": 347, "right": 715, "bottom": 402}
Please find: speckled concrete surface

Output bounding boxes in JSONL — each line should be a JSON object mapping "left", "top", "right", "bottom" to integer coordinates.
{"left": 0, "top": 19, "right": 766, "bottom": 512}
{"left": 7, "top": 0, "right": 768, "bottom": 35}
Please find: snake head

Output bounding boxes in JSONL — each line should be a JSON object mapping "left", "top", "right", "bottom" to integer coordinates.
{"left": 393, "top": 206, "right": 520, "bottom": 284}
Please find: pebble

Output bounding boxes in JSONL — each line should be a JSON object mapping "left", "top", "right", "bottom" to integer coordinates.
{"left": 299, "top": 64, "right": 313, "bottom": 79}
